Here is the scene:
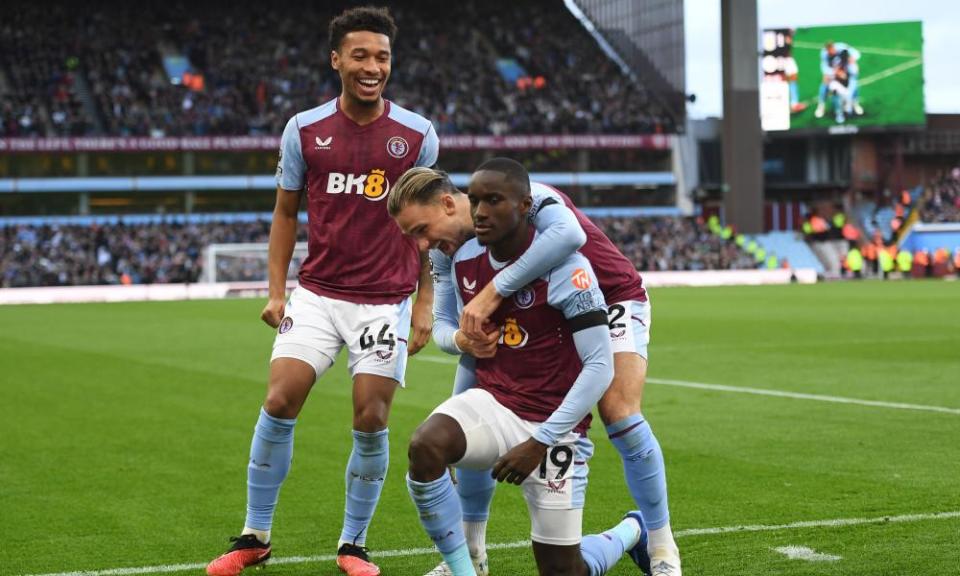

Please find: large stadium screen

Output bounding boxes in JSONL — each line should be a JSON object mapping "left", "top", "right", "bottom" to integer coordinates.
{"left": 760, "top": 21, "right": 924, "bottom": 134}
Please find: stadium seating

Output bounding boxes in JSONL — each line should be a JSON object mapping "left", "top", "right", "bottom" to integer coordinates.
{"left": 750, "top": 231, "right": 824, "bottom": 275}
{"left": 0, "top": 1, "right": 675, "bottom": 137}
{"left": 1, "top": 216, "right": 759, "bottom": 287}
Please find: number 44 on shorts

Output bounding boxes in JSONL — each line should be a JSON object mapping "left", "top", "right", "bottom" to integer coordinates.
{"left": 360, "top": 323, "right": 396, "bottom": 351}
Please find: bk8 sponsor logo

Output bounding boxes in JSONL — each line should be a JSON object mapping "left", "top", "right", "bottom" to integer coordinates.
{"left": 326, "top": 169, "right": 390, "bottom": 201}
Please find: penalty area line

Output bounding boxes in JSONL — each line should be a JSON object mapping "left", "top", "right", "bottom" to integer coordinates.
{"left": 20, "top": 510, "right": 960, "bottom": 576}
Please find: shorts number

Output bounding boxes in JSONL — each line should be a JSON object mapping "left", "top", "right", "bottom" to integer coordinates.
{"left": 360, "top": 323, "right": 396, "bottom": 351}
{"left": 538, "top": 445, "right": 574, "bottom": 480}
{"left": 607, "top": 304, "right": 626, "bottom": 330}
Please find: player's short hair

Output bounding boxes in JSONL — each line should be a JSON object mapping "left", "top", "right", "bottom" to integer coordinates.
{"left": 474, "top": 157, "right": 531, "bottom": 197}
{"left": 328, "top": 6, "right": 397, "bottom": 52}
{"left": 388, "top": 167, "right": 458, "bottom": 216}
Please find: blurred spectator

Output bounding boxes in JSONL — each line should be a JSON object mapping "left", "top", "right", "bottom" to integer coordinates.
{"left": 589, "top": 216, "right": 758, "bottom": 271}
{"left": 0, "top": 0, "right": 674, "bottom": 137}
{"left": 0, "top": 219, "right": 301, "bottom": 287}
{"left": 1, "top": 215, "right": 757, "bottom": 287}
{"left": 919, "top": 168, "right": 960, "bottom": 223}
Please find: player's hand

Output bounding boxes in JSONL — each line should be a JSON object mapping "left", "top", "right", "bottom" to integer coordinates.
{"left": 408, "top": 297, "right": 433, "bottom": 356}
{"left": 492, "top": 437, "right": 549, "bottom": 485}
{"left": 455, "top": 325, "right": 499, "bottom": 358}
{"left": 260, "top": 297, "right": 286, "bottom": 328}
{"left": 460, "top": 283, "right": 503, "bottom": 339}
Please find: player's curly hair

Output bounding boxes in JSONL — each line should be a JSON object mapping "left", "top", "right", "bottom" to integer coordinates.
{"left": 388, "top": 167, "right": 458, "bottom": 217}
{"left": 328, "top": 6, "right": 397, "bottom": 52}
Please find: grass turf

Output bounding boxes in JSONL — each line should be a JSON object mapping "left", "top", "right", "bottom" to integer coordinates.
{"left": 1, "top": 280, "right": 958, "bottom": 575}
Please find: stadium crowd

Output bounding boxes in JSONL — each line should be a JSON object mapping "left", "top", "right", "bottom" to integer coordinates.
{"left": 918, "top": 168, "right": 960, "bottom": 223}
{"left": 0, "top": 219, "right": 305, "bottom": 287}
{"left": 0, "top": 1, "right": 674, "bottom": 138}
{"left": 1, "top": 216, "right": 755, "bottom": 288}
{"left": 592, "top": 216, "right": 759, "bottom": 271}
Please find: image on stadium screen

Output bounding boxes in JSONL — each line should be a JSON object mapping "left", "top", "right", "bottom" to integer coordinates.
{"left": 760, "top": 21, "right": 925, "bottom": 132}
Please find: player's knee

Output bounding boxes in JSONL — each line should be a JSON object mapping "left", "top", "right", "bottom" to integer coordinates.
{"left": 407, "top": 424, "right": 448, "bottom": 481}
{"left": 536, "top": 558, "right": 583, "bottom": 576}
{"left": 599, "top": 378, "right": 643, "bottom": 425}
{"left": 263, "top": 389, "right": 301, "bottom": 419}
{"left": 353, "top": 402, "right": 390, "bottom": 432}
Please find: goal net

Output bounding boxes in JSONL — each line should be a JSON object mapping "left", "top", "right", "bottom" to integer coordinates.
{"left": 203, "top": 242, "right": 308, "bottom": 284}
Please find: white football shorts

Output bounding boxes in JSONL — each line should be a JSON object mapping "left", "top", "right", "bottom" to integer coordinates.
{"left": 607, "top": 299, "right": 651, "bottom": 359}
{"left": 270, "top": 286, "right": 411, "bottom": 385}
{"left": 433, "top": 388, "right": 593, "bottom": 545}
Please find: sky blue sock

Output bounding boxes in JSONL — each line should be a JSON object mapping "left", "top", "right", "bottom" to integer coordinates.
{"left": 407, "top": 471, "right": 475, "bottom": 575}
{"left": 340, "top": 429, "right": 388, "bottom": 546}
{"left": 580, "top": 518, "right": 638, "bottom": 576}
{"left": 456, "top": 467, "right": 496, "bottom": 522}
{"left": 607, "top": 414, "right": 670, "bottom": 530}
{"left": 818, "top": 82, "right": 828, "bottom": 104}
{"left": 245, "top": 408, "right": 296, "bottom": 531}
{"left": 789, "top": 81, "right": 799, "bottom": 105}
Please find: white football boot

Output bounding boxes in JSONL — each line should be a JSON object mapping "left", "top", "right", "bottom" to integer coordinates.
{"left": 423, "top": 554, "right": 488, "bottom": 576}
{"left": 649, "top": 547, "right": 682, "bottom": 576}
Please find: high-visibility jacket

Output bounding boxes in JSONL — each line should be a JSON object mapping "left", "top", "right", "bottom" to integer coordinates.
{"left": 846, "top": 248, "right": 864, "bottom": 272}
{"left": 879, "top": 250, "right": 895, "bottom": 273}
{"left": 896, "top": 250, "right": 913, "bottom": 273}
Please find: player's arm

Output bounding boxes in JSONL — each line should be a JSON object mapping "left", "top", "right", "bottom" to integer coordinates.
{"left": 848, "top": 46, "right": 860, "bottom": 64}
{"left": 261, "top": 115, "right": 306, "bottom": 328}
{"left": 492, "top": 261, "right": 613, "bottom": 485}
{"left": 431, "top": 249, "right": 497, "bottom": 358}
{"left": 461, "top": 194, "right": 587, "bottom": 338}
{"left": 408, "top": 250, "right": 434, "bottom": 356}
{"left": 452, "top": 355, "right": 477, "bottom": 395}
{"left": 431, "top": 249, "right": 461, "bottom": 354}
{"left": 416, "top": 123, "right": 440, "bottom": 168}
{"left": 820, "top": 49, "right": 833, "bottom": 76}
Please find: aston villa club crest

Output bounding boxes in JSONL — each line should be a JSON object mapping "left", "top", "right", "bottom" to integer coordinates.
{"left": 514, "top": 286, "right": 535, "bottom": 309}
{"left": 278, "top": 316, "right": 294, "bottom": 334}
{"left": 387, "top": 136, "right": 409, "bottom": 158}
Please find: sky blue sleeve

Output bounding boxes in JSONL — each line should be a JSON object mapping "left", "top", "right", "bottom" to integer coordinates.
{"left": 848, "top": 46, "right": 861, "bottom": 61}
{"left": 431, "top": 249, "right": 462, "bottom": 355}
{"left": 532, "top": 254, "right": 611, "bottom": 444}
{"left": 416, "top": 123, "right": 440, "bottom": 168}
{"left": 492, "top": 203, "right": 587, "bottom": 297}
{"left": 820, "top": 49, "right": 832, "bottom": 75}
{"left": 276, "top": 115, "right": 306, "bottom": 191}
{"left": 452, "top": 355, "right": 477, "bottom": 395}
{"left": 546, "top": 254, "right": 607, "bottom": 320}
{"left": 532, "top": 325, "right": 613, "bottom": 445}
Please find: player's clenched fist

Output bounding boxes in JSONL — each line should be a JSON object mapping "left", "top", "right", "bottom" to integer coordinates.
{"left": 455, "top": 322, "right": 499, "bottom": 358}
{"left": 260, "top": 297, "right": 286, "bottom": 328}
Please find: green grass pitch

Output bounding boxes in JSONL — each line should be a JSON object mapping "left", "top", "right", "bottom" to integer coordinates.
{"left": 789, "top": 21, "right": 925, "bottom": 130}
{"left": 2, "top": 281, "right": 959, "bottom": 575}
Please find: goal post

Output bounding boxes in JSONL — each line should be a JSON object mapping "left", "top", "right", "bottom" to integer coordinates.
{"left": 203, "top": 242, "right": 308, "bottom": 284}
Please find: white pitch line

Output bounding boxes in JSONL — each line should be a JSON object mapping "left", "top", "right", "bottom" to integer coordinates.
{"left": 20, "top": 510, "right": 960, "bottom": 576}
{"left": 857, "top": 58, "right": 923, "bottom": 88}
{"left": 791, "top": 41, "right": 922, "bottom": 59}
{"left": 413, "top": 355, "right": 960, "bottom": 415}
{"left": 774, "top": 545, "right": 841, "bottom": 562}
{"left": 647, "top": 377, "right": 960, "bottom": 415}
{"left": 674, "top": 510, "right": 960, "bottom": 537}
